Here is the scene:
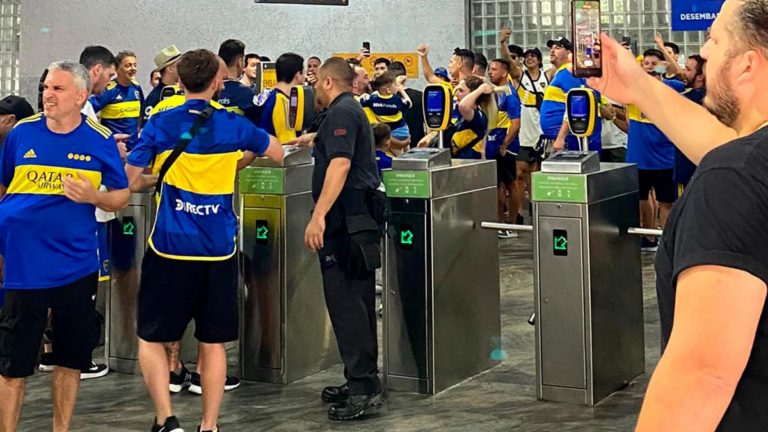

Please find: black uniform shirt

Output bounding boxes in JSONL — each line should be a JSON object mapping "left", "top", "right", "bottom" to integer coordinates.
{"left": 656, "top": 125, "right": 768, "bottom": 431}
{"left": 312, "top": 92, "right": 380, "bottom": 202}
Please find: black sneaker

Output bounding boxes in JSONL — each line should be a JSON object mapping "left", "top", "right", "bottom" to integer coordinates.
{"left": 170, "top": 365, "right": 192, "bottom": 393}
{"left": 641, "top": 237, "right": 659, "bottom": 252}
{"left": 328, "top": 391, "right": 383, "bottom": 421}
{"left": 80, "top": 362, "right": 109, "bottom": 380}
{"left": 150, "top": 415, "right": 184, "bottom": 432}
{"left": 188, "top": 373, "right": 241, "bottom": 395}
{"left": 39, "top": 352, "right": 55, "bottom": 373}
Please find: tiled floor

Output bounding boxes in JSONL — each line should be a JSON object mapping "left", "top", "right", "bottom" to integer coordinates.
{"left": 17, "top": 233, "right": 660, "bottom": 431}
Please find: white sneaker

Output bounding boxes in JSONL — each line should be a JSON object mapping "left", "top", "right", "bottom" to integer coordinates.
{"left": 498, "top": 230, "right": 518, "bottom": 239}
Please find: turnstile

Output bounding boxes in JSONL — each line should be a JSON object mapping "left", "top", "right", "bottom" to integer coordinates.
{"left": 239, "top": 146, "right": 338, "bottom": 384}
{"left": 532, "top": 151, "right": 645, "bottom": 405}
{"left": 382, "top": 148, "right": 501, "bottom": 394}
{"left": 106, "top": 191, "right": 152, "bottom": 374}
{"left": 106, "top": 191, "right": 197, "bottom": 374}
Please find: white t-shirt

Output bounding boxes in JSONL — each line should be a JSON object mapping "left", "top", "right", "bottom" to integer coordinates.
{"left": 518, "top": 70, "right": 549, "bottom": 148}
{"left": 83, "top": 100, "right": 117, "bottom": 222}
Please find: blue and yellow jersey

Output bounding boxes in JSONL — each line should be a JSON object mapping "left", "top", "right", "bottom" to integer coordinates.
{"left": 354, "top": 94, "right": 378, "bottom": 124}
{"left": 627, "top": 79, "right": 686, "bottom": 170}
{"left": 148, "top": 85, "right": 224, "bottom": 118}
{"left": 127, "top": 99, "right": 271, "bottom": 261}
{"left": 358, "top": 91, "right": 411, "bottom": 131}
{"left": 255, "top": 88, "right": 297, "bottom": 144}
{"left": 540, "top": 64, "right": 602, "bottom": 151}
{"left": 375, "top": 149, "right": 393, "bottom": 174}
{"left": 487, "top": 82, "right": 522, "bottom": 158}
{"left": 89, "top": 79, "right": 144, "bottom": 150}
{"left": 451, "top": 107, "right": 487, "bottom": 158}
{"left": 217, "top": 79, "right": 261, "bottom": 125}
{"left": 0, "top": 114, "right": 128, "bottom": 289}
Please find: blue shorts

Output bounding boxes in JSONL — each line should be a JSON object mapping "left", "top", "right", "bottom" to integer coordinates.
{"left": 390, "top": 125, "right": 410, "bottom": 141}
{"left": 486, "top": 128, "right": 520, "bottom": 159}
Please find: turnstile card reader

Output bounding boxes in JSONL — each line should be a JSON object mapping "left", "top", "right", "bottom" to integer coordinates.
{"left": 566, "top": 88, "right": 597, "bottom": 137}
{"left": 541, "top": 151, "right": 600, "bottom": 174}
{"left": 289, "top": 86, "right": 314, "bottom": 132}
{"left": 423, "top": 83, "right": 453, "bottom": 131}
{"left": 239, "top": 146, "right": 338, "bottom": 384}
{"left": 383, "top": 156, "right": 501, "bottom": 394}
{"left": 532, "top": 161, "right": 644, "bottom": 405}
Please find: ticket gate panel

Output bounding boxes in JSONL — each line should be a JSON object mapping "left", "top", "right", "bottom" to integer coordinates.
{"left": 385, "top": 205, "right": 430, "bottom": 393}
{"left": 283, "top": 192, "right": 338, "bottom": 383}
{"left": 107, "top": 197, "right": 150, "bottom": 374}
{"left": 536, "top": 214, "right": 586, "bottom": 390}
{"left": 241, "top": 203, "right": 283, "bottom": 376}
{"left": 431, "top": 187, "right": 500, "bottom": 393}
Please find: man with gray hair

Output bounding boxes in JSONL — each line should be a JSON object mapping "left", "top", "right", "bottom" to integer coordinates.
{"left": 0, "top": 60, "right": 130, "bottom": 431}
{"left": 591, "top": 0, "right": 768, "bottom": 430}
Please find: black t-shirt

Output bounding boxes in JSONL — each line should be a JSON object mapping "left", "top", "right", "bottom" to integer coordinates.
{"left": 656, "top": 125, "right": 768, "bottom": 431}
{"left": 312, "top": 92, "right": 380, "bottom": 202}
{"left": 404, "top": 87, "right": 425, "bottom": 145}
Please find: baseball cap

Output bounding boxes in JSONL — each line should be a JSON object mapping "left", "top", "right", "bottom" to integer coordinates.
{"left": 508, "top": 45, "right": 525, "bottom": 57}
{"left": 434, "top": 67, "right": 450, "bottom": 81}
{"left": 546, "top": 37, "right": 573, "bottom": 51}
{"left": 523, "top": 47, "right": 543, "bottom": 60}
{"left": 0, "top": 95, "right": 34, "bottom": 120}
{"left": 154, "top": 45, "right": 182, "bottom": 71}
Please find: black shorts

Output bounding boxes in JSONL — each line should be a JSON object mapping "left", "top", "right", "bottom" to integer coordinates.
{"left": 137, "top": 249, "right": 238, "bottom": 344}
{"left": 517, "top": 146, "right": 541, "bottom": 165}
{"left": 601, "top": 147, "right": 627, "bottom": 163}
{"left": 0, "top": 272, "right": 99, "bottom": 378}
{"left": 496, "top": 152, "right": 517, "bottom": 184}
{"left": 639, "top": 169, "right": 676, "bottom": 203}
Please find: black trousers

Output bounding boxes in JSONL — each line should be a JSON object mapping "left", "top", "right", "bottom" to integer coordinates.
{"left": 319, "top": 243, "right": 381, "bottom": 395}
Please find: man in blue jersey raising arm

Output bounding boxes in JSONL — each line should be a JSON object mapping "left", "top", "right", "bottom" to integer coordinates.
{"left": 0, "top": 61, "right": 130, "bottom": 432}
{"left": 126, "top": 49, "right": 282, "bottom": 432}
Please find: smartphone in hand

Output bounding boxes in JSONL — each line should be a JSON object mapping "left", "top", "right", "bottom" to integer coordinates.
{"left": 571, "top": 0, "right": 602, "bottom": 78}
{"left": 362, "top": 41, "right": 371, "bottom": 57}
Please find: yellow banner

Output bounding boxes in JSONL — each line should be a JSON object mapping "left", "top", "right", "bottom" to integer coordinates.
{"left": 332, "top": 52, "right": 420, "bottom": 79}
{"left": 257, "top": 62, "right": 278, "bottom": 92}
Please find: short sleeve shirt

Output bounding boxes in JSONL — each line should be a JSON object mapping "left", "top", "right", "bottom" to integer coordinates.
{"left": 0, "top": 114, "right": 128, "bottom": 288}
{"left": 656, "top": 125, "right": 768, "bottom": 430}
{"left": 127, "top": 99, "right": 270, "bottom": 260}
{"left": 312, "top": 92, "right": 380, "bottom": 201}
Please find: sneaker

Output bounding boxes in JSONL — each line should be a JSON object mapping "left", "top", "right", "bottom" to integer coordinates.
{"left": 170, "top": 365, "right": 192, "bottom": 393}
{"left": 80, "top": 362, "right": 109, "bottom": 380}
{"left": 150, "top": 415, "right": 184, "bottom": 432}
{"left": 39, "top": 352, "right": 55, "bottom": 373}
{"left": 188, "top": 373, "right": 241, "bottom": 395}
{"left": 498, "top": 230, "right": 518, "bottom": 239}
{"left": 641, "top": 237, "right": 659, "bottom": 252}
{"left": 196, "top": 426, "right": 219, "bottom": 432}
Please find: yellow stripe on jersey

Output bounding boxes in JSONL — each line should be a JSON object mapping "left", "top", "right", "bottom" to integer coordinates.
{"left": 518, "top": 87, "right": 538, "bottom": 107}
{"left": 225, "top": 106, "right": 245, "bottom": 116}
{"left": 160, "top": 150, "right": 244, "bottom": 195}
{"left": 14, "top": 113, "right": 43, "bottom": 127}
{"left": 85, "top": 118, "right": 112, "bottom": 138}
{"left": 147, "top": 236, "right": 237, "bottom": 262}
{"left": 452, "top": 129, "right": 484, "bottom": 154}
{"left": 99, "top": 100, "right": 141, "bottom": 119}
{"left": 150, "top": 97, "right": 224, "bottom": 118}
{"left": 542, "top": 85, "right": 567, "bottom": 104}
{"left": 272, "top": 92, "right": 297, "bottom": 144}
{"left": 363, "top": 107, "right": 377, "bottom": 124}
{"left": 373, "top": 112, "right": 404, "bottom": 124}
{"left": 6, "top": 164, "right": 102, "bottom": 195}
{"left": 626, "top": 104, "right": 652, "bottom": 124}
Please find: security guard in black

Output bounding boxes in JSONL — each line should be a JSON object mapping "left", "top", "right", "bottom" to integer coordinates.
{"left": 305, "top": 57, "right": 383, "bottom": 421}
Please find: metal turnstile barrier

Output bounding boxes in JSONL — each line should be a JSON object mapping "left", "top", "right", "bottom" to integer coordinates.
{"left": 239, "top": 146, "right": 338, "bottom": 384}
{"left": 532, "top": 151, "right": 645, "bottom": 405}
{"left": 382, "top": 148, "right": 501, "bottom": 394}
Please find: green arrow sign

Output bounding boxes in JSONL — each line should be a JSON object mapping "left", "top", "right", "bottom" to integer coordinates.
{"left": 256, "top": 226, "right": 269, "bottom": 240}
{"left": 400, "top": 230, "right": 414, "bottom": 245}
{"left": 554, "top": 236, "right": 567, "bottom": 250}
{"left": 123, "top": 221, "right": 135, "bottom": 236}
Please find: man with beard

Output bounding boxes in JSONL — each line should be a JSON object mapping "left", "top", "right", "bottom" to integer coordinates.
{"left": 589, "top": 1, "right": 768, "bottom": 429}
{"left": 674, "top": 54, "right": 707, "bottom": 193}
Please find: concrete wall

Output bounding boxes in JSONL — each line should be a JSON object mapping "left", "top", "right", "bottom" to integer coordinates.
{"left": 20, "top": 0, "right": 467, "bottom": 104}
